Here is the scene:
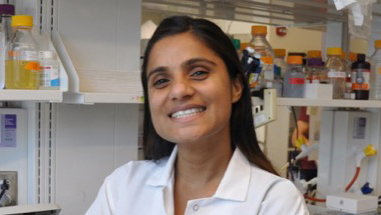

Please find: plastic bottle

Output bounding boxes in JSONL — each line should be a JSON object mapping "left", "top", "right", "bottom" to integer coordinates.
{"left": 249, "top": 26, "right": 275, "bottom": 58}
{"left": 325, "top": 47, "right": 346, "bottom": 99}
{"left": 0, "top": 4, "right": 15, "bottom": 89}
{"left": 370, "top": 40, "right": 381, "bottom": 100}
{"left": 274, "top": 48, "right": 287, "bottom": 78}
{"left": 305, "top": 50, "right": 325, "bottom": 83}
{"left": 39, "top": 51, "right": 60, "bottom": 90}
{"left": 344, "top": 52, "right": 357, "bottom": 99}
{"left": 283, "top": 56, "right": 305, "bottom": 98}
{"left": 5, "top": 15, "right": 40, "bottom": 89}
{"left": 351, "top": 54, "right": 370, "bottom": 100}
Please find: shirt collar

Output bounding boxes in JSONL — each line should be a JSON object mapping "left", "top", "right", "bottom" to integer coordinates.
{"left": 146, "top": 146, "right": 251, "bottom": 202}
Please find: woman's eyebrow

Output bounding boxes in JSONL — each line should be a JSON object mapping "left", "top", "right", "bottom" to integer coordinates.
{"left": 182, "top": 57, "right": 217, "bottom": 68}
{"left": 147, "top": 66, "right": 167, "bottom": 80}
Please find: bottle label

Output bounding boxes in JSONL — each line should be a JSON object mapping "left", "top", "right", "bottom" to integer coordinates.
{"left": 25, "top": 62, "right": 40, "bottom": 71}
{"left": 351, "top": 69, "right": 370, "bottom": 90}
{"left": 41, "top": 65, "right": 60, "bottom": 87}
{"left": 289, "top": 78, "right": 305, "bottom": 85}
{"left": 328, "top": 70, "right": 345, "bottom": 78}
{"left": 9, "top": 50, "right": 39, "bottom": 61}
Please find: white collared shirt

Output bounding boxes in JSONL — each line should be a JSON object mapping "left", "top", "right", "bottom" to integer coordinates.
{"left": 86, "top": 147, "right": 309, "bottom": 215}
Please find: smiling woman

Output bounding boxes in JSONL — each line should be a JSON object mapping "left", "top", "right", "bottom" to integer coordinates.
{"left": 85, "top": 16, "right": 309, "bottom": 215}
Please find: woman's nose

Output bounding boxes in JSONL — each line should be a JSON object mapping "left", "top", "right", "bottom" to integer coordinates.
{"left": 169, "top": 77, "right": 195, "bottom": 101}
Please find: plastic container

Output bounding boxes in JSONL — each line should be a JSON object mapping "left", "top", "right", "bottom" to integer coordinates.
{"left": 283, "top": 56, "right": 305, "bottom": 98}
{"left": 39, "top": 51, "right": 60, "bottom": 90}
{"left": 370, "top": 40, "right": 381, "bottom": 100}
{"left": 305, "top": 50, "right": 325, "bottom": 83}
{"left": 274, "top": 48, "right": 287, "bottom": 78}
{"left": 0, "top": 4, "right": 15, "bottom": 89}
{"left": 325, "top": 47, "right": 346, "bottom": 99}
{"left": 260, "top": 56, "right": 274, "bottom": 87}
{"left": 5, "top": 15, "right": 40, "bottom": 89}
{"left": 351, "top": 54, "right": 370, "bottom": 100}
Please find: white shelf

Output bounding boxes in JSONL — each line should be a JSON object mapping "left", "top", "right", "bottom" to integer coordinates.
{"left": 0, "top": 203, "right": 60, "bottom": 214}
{"left": 82, "top": 92, "right": 144, "bottom": 104}
{"left": 277, "top": 98, "right": 381, "bottom": 108}
{"left": 0, "top": 90, "right": 63, "bottom": 102}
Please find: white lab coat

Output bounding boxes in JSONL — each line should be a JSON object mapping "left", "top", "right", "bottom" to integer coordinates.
{"left": 85, "top": 146, "right": 309, "bottom": 215}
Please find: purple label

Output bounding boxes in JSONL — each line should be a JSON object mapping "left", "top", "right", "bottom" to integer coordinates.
{"left": 5, "top": 114, "right": 16, "bottom": 129}
{"left": 0, "top": 114, "right": 17, "bottom": 147}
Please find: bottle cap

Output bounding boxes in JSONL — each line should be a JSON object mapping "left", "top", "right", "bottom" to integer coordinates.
{"left": 375, "top": 40, "right": 381, "bottom": 48}
{"left": 251, "top": 26, "right": 267, "bottom": 35}
{"left": 287, "top": 56, "right": 303, "bottom": 64}
{"left": 307, "top": 50, "right": 321, "bottom": 58}
{"left": 274, "top": 49, "right": 286, "bottom": 57}
{"left": 0, "top": 4, "right": 15, "bottom": 16}
{"left": 240, "top": 42, "right": 249, "bottom": 51}
{"left": 341, "top": 52, "right": 346, "bottom": 60}
{"left": 261, "top": 56, "right": 273, "bottom": 64}
{"left": 11, "top": 15, "right": 34, "bottom": 27}
{"left": 39, "top": 51, "right": 56, "bottom": 60}
{"left": 327, "top": 47, "right": 342, "bottom": 56}
{"left": 351, "top": 53, "right": 370, "bottom": 70}
{"left": 232, "top": 39, "right": 240, "bottom": 51}
{"left": 349, "top": 52, "right": 357, "bottom": 61}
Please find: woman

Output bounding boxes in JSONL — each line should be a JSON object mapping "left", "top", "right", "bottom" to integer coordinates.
{"left": 86, "top": 16, "right": 308, "bottom": 215}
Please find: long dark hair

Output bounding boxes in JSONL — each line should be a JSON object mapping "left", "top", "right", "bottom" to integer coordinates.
{"left": 141, "top": 16, "right": 278, "bottom": 175}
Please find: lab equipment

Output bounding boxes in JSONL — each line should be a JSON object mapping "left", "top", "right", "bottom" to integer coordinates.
{"left": 370, "top": 40, "right": 381, "bottom": 100}
{"left": 0, "top": 4, "right": 14, "bottom": 89}
{"left": 283, "top": 56, "right": 305, "bottom": 98}
{"left": 274, "top": 48, "right": 287, "bottom": 78}
{"left": 305, "top": 50, "right": 325, "bottom": 83}
{"left": 351, "top": 54, "right": 371, "bottom": 100}
{"left": 39, "top": 51, "right": 60, "bottom": 90}
{"left": 5, "top": 15, "right": 40, "bottom": 89}
{"left": 326, "top": 47, "right": 346, "bottom": 99}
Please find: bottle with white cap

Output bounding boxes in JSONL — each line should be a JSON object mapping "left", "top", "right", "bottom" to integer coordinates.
{"left": 39, "top": 50, "right": 60, "bottom": 90}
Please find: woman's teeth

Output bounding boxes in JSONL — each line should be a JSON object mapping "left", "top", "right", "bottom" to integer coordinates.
{"left": 171, "top": 108, "right": 205, "bottom": 119}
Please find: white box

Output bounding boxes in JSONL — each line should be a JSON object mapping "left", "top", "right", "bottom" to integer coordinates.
{"left": 326, "top": 193, "right": 378, "bottom": 214}
{"left": 304, "top": 83, "right": 333, "bottom": 99}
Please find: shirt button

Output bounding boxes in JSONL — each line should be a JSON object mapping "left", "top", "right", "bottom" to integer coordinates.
{"left": 193, "top": 204, "right": 199, "bottom": 211}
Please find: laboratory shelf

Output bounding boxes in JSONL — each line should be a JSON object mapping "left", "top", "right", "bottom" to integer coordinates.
{"left": 0, "top": 89, "right": 63, "bottom": 102}
{"left": 277, "top": 97, "right": 381, "bottom": 108}
{"left": 82, "top": 92, "right": 144, "bottom": 104}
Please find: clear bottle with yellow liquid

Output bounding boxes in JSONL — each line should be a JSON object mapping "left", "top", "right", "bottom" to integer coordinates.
{"left": 5, "top": 15, "right": 40, "bottom": 89}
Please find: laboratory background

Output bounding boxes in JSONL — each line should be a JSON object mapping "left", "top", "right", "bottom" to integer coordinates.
{"left": 0, "top": 0, "right": 381, "bottom": 214}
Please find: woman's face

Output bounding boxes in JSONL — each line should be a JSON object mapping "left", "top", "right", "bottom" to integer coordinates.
{"left": 146, "top": 32, "right": 242, "bottom": 145}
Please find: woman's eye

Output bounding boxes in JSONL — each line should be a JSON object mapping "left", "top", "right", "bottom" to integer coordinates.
{"left": 191, "top": 70, "right": 209, "bottom": 79}
{"left": 153, "top": 79, "right": 169, "bottom": 87}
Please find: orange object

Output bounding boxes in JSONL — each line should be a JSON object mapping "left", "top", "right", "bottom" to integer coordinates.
{"left": 307, "top": 50, "right": 321, "bottom": 58}
{"left": 327, "top": 47, "right": 342, "bottom": 56}
{"left": 261, "top": 56, "right": 273, "bottom": 64}
{"left": 341, "top": 52, "right": 346, "bottom": 60}
{"left": 251, "top": 26, "right": 267, "bottom": 35}
{"left": 24, "top": 62, "right": 40, "bottom": 71}
{"left": 274, "top": 49, "right": 286, "bottom": 57}
{"left": 375, "top": 40, "right": 381, "bottom": 48}
{"left": 287, "top": 56, "right": 303, "bottom": 64}
{"left": 349, "top": 52, "right": 357, "bottom": 61}
{"left": 240, "top": 42, "right": 249, "bottom": 51}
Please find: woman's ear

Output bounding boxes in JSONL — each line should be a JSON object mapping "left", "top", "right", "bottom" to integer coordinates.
{"left": 231, "top": 78, "right": 243, "bottom": 103}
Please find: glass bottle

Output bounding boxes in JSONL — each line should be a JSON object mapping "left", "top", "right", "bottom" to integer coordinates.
{"left": 0, "top": 4, "right": 14, "bottom": 89}
{"left": 325, "top": 47, "right": 346, "bottom": 99}
{"left": 5, "top": 15, "right": 40, "bottom": 89}
{"left": 305, "top": 50, "right": 325, "bottom": 83}
{"left": 0, "top": 4, "right": 15, "bottom": 42}
{"left": 274, "top": 48, "right": 287, "bottom": 79}
{"left": 370, "top": 40, "right": 381, "bottom": 100}
{"left": 283, "top": 56, "right": 305, "bottom": 98}
{"left": 351, "top": 54, "right": 370, "bottom": 100}
{"left": 248, "top": 26, "right": 275, "bottom": 58}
